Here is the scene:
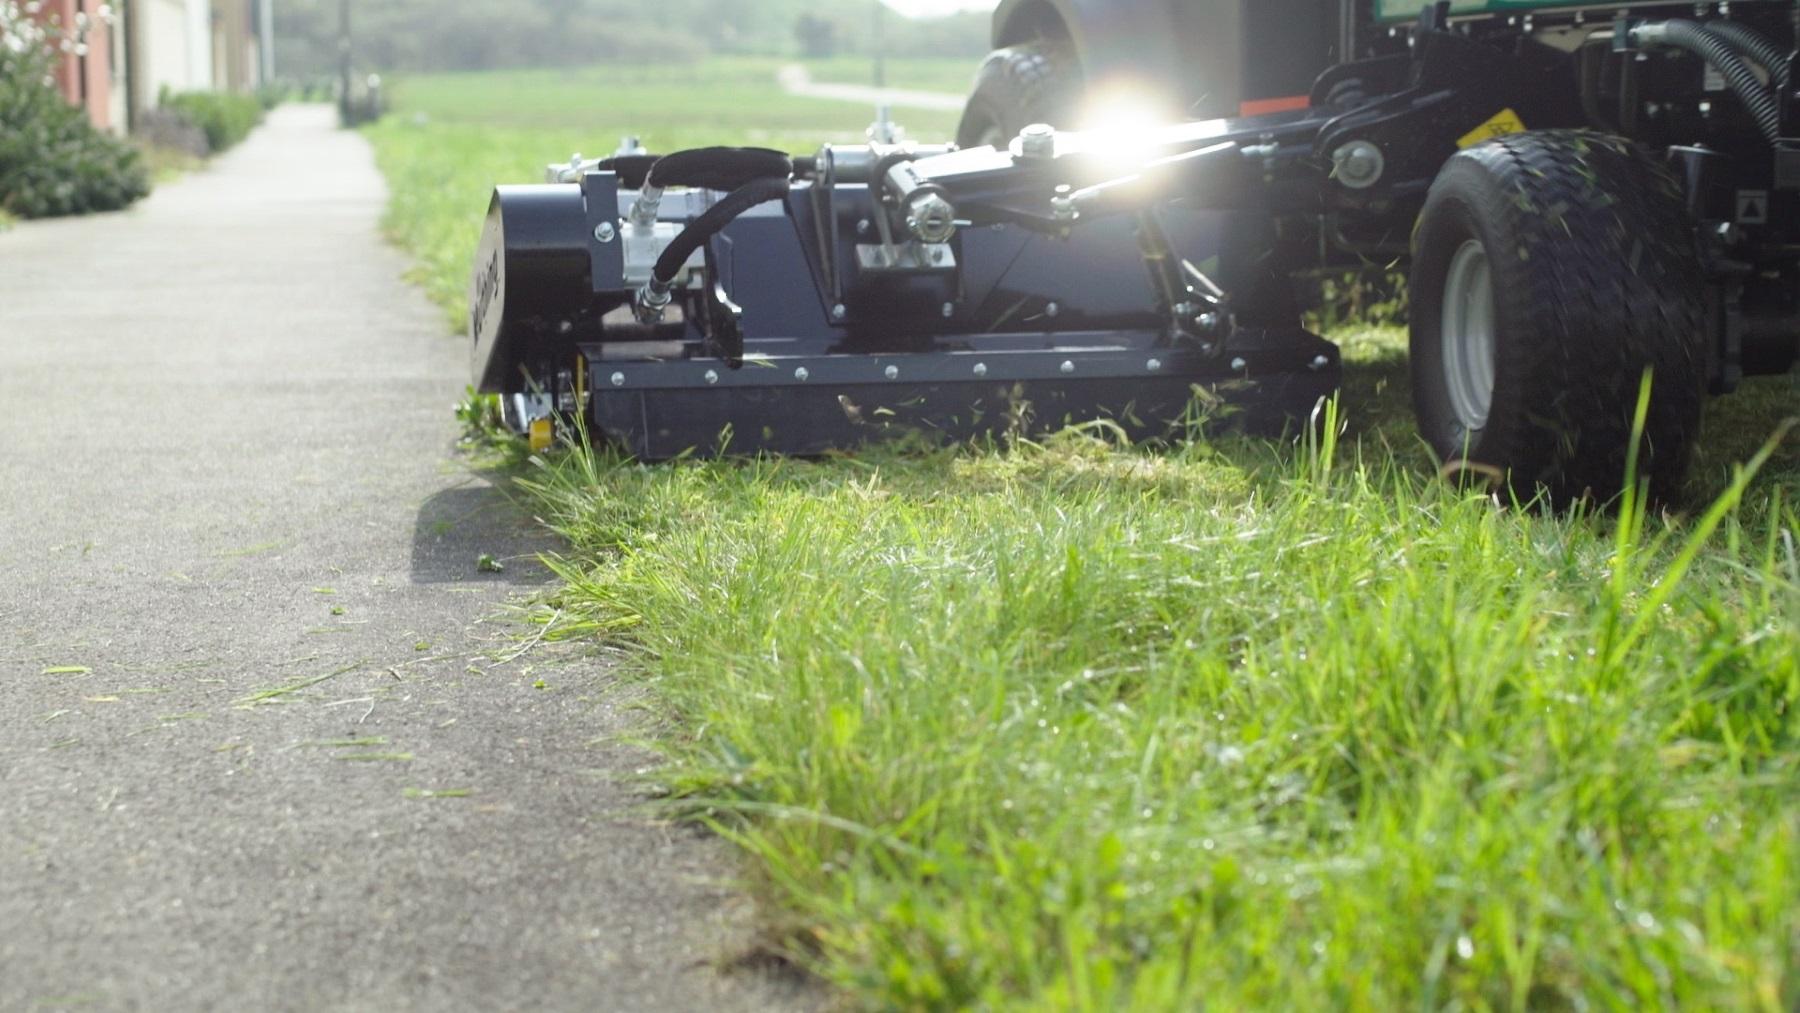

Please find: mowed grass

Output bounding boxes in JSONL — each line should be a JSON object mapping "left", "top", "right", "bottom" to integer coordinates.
{"left": 367, "top": 62, "right": 1800, "bottom": 1008}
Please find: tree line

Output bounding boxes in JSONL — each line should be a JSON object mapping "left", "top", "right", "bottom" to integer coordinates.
{"left": 272, "top": 0, "right": 989, "bottom": 77}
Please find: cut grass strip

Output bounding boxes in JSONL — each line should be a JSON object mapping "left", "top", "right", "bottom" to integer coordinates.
{"left": 235, "top": 661, "right": 365, "bottom": 706}
{"left": 403, "top": 787, "right": 473, "bottom": 799}
{"left": 294, "top": 737, "right": 389, "bottom": 749}
{"left": 333, "top": 752, "right": 415, "bottom": 763}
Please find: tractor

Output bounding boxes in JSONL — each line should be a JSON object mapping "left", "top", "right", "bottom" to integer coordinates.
{"left": 472, "top": 1, "right": 1799, "bottom": 502}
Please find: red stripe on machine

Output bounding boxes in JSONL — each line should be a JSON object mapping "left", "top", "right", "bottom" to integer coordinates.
{"left": 1239, "top": 95, "right": 1311, "bottom": 117}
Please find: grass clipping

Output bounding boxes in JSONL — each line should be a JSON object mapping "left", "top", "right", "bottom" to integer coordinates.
{"left": 517, "top": 412, "right": 1799, "bottom": 1009}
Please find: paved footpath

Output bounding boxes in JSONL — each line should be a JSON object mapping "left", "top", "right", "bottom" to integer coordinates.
{"left": 776, "top": 64, "right": 967, "bottom": 112}
{"left": 0, "top": 106, "right": 806, "bottom": 1012}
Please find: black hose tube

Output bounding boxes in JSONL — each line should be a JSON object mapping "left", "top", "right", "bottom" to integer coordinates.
{"left": 647, "top": 147, "right": 793, "bottom": 191}
{"left": 595, "top": 153, "right": 659, "bottom": 190}
{"left": 1706, "top": 19, "right": 1792, "bottom": 88}
{"left": 650, "top": 176, "right": 792, "bottom": 288}
{"left": 1640, "top": 20, "right": 1783, "bottom": 143}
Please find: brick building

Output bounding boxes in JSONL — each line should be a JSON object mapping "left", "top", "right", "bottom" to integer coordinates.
{"left": 31, "top": 0, "right": 126, "bottom": 133}
{"left": 32, "top": 0, "right": 268, "bottom": 136}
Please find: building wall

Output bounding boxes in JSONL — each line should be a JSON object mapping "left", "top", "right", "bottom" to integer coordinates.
{"left": 184, "top": 0, "right": 210, "bottom": 89}
{"left": 211, "top": 0, "right": 260, "bottom": 93}
{"left": 31, "top": 0, "right": 119, "bottom": 133}
{"left": 128, "top": 0, "right": 213, "bottom": 122}
{"left": 106, "top": 3, "right": 129, "bottom": 132}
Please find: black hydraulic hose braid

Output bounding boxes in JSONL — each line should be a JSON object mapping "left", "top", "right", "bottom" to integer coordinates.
{"left": 647, "top": 147, "right": 793, "bottom": 191}
{"left": 1706, "top": 19, "right": 1792, "bottom": 88}
{"left": 1640, "top": 20, "right": 1783, "bottom": 143}
{"left": 651, "top": 176, "right": 792, "bottom": 288}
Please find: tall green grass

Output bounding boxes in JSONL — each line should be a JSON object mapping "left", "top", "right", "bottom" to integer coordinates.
{"left": 513, "top": 420, "right": 1796, "bottom": 1008}
{"left": 367, "top": 61, "right": 1800, "bottom": 1008}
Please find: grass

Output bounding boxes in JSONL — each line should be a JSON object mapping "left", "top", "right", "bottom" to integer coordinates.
{"left": 366, "top": 61, "right": 1800, "bottom": 1008}
{"left": 133, "top": 141, "right": 205, "bottom": 184}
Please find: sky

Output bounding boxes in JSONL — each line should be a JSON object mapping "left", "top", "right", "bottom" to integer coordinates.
{"left": 883, "top": 0, "right": 998, "bottom": 19}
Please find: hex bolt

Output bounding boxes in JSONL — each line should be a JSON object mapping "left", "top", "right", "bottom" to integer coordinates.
{"left": 1197, "top": 312, "right": 1220, "bottom": 332}
{"left": 941, "top": 302, "right": 955, "bottom": 319}
{"left": 610, "top": 371, "right": 625, "bottom": 387}
{"left": 973, "top": 363, "right": 988, "bottom": 377}
{"left": 1060, "top": 360, "right": 1075, "bottom": 375}
{"left": 1044, "top": 301, "right": 1060, "bottom": 318}
{"left": 1311, "top": 355, "right": 1331, "bottom": 371}
{"left": 794, "top": 367, "right": 810, "bottom": 381}
{"left": 1147, "top": 359, "right": 1163, "bottom": 372}
{"left": 884, "top": 365, "right": 900, "bottom": 380}
{"left": 593, "top": 221, "right": 617, "bottom": 243}
{"left": 830, "top": 304, "right": 847, "bottom": 322}
{"left": 1018, "top": 122, "right": 1057, "bottom": 160}
{"left": 1231, "top": 357, "right": 1248, "bottom": 372}
{"left": 704, "top": 369, "right": 720, "bottom": 384}
{"left": 856, "top": 218, "right": 872, "bottom": 235}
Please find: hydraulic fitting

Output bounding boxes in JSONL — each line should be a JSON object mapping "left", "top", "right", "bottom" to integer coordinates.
{"left": 1331, "top": 140, "right": 1385, "bottom": 189}
{"left": 633, "top": 280, "right": 673, "bottom": 324}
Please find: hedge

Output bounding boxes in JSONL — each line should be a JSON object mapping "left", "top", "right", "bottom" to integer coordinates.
{"left": 0, "top": 2, "right": 149, "bottom": 219}
{"left": 158, "top": 90, "right": 266, "bottom": 154}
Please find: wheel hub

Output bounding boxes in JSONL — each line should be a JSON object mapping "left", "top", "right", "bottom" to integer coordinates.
{"left": 1440, "top": 238, "right": 1496, "bottom": 433}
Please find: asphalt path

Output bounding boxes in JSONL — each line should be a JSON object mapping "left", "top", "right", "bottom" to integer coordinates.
{"left": 776, "top": 63, "right": 967, "bottom": 112}
{"left": 0, "top": 106, "right": 806, "bottom": 1012}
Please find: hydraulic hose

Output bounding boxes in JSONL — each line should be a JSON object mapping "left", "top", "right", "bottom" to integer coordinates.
{"left": 1705, "top": 19, "right": 1792, "bottom": 88}
{"left": 635, "top": 175, "right": 792, "bottom": 322}
{"left": 1631, "top": 19, "right": 1782, "bottom": 143}
{"left": 651, "top": 176, "right": 791, "bottom": 286}
{"left": 647, "top": 147, "right": 793, "bottom": 191}
{"left": 630, "top": 147, "right": 793, "bottom": 231}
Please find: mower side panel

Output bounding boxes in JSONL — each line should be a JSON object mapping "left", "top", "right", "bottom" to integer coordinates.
{"left": 470, "top": 184, "right": 593, "bottom": 394}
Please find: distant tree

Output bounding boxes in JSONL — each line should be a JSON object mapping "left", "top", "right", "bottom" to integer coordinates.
{"left": 794, "top": 13, "right": 838, "bottom": 59}
{"left": 269, "top": 0, "right": 985, "bottom": 74}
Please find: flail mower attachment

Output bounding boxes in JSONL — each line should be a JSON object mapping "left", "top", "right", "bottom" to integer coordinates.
{"left": 470, "top": 122, "right": 1342, "bottom": 458}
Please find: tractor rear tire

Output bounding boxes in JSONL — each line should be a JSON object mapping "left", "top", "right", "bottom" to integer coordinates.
{"left": 956, "top": 41, "right": 1084, "bottom": 150}
{"left": 1409, "top": 131, "right": 1707, "bottom": 504}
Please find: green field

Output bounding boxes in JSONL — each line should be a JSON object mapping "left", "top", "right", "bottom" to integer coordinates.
{"left": 368, "top": 62, "right": 1800, "bottom": 1009}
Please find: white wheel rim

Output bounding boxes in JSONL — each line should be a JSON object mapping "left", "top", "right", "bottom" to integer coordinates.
{"left": 1440, "top": 238, "right": 1496, "bottom": 433}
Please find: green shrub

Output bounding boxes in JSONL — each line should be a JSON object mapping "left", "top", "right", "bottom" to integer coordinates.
{"left": 158, "top": 90, "right": 266, "bottom": 153}
{"left": 0, "top": 2, "right": 149, "bottom": 219}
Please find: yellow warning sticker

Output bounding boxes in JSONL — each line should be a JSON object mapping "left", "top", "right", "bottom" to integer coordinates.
{"left": 1457, "top": 108, "right": 1527, "bottom": 149}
